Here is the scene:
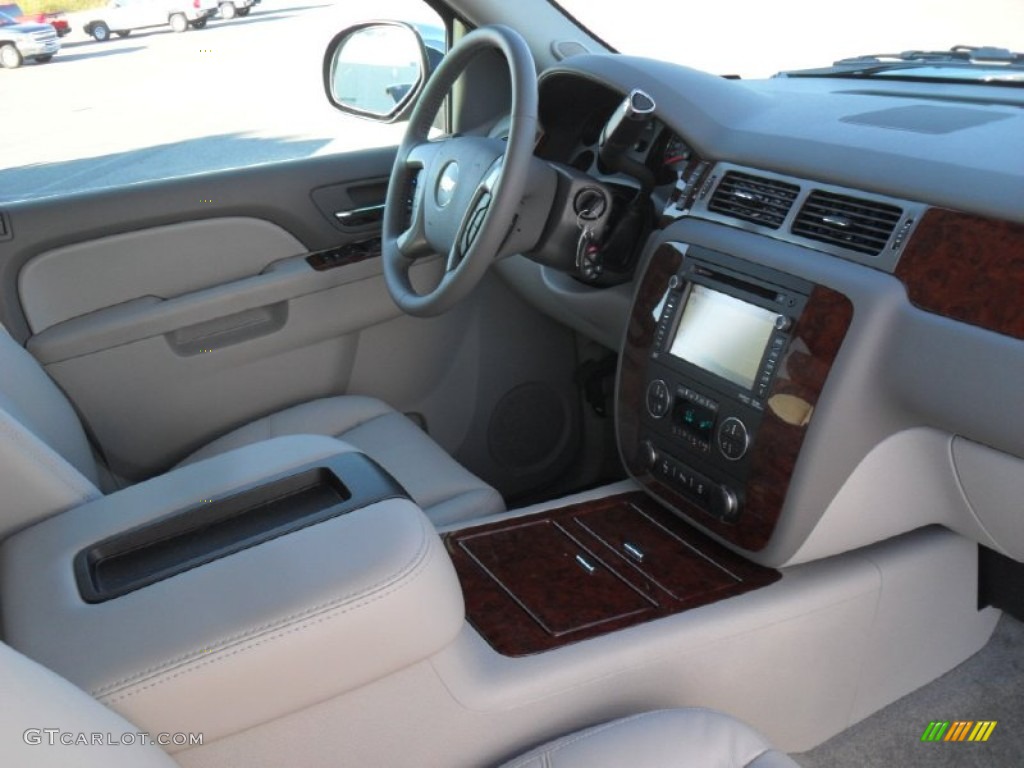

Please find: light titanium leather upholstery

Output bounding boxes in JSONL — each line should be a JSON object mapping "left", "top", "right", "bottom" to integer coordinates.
{"left": 0, "top": 641, "right": 177, "bottom": 768}
{"left": 0, "top": 328, "right": 102, "bottom": 538}
{"left": 0, "top": 653, "right": 797, "bottom": 768}
{"left": 177, "top": 395, "right": 505, "bottom": 525}
{"left": 1, "top": 438, "right": 467, "bottom": 744}
{"left": 0, "top": 321, "right": 502, "bottom": 531}
{"left": 0, "top": 327, "right": 98, "bottom": 483}
{"left": 502, "top": 709, "right": 800, "bottom": 768}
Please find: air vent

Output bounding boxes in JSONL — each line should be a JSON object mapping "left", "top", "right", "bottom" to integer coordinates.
{"left": 792, "top": 190, "right": 902, "bottom": 255}
{"left": 707, "top": 172, "right": 800, "bottom": 230}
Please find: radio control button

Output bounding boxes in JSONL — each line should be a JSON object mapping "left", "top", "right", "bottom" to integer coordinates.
{"left": 646, "top": 379, "right": 671, "bottom": 419}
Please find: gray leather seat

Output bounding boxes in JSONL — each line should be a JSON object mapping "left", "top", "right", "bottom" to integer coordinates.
{"left": 0, "top": 325, "right": 502, "bottom": 534}
{"left": 503, "top": 709, "right": 800, "bottom": 768}
{"left": 176, "top": 395, "right": 504, "bottom": 526}
{"left": 0, "top": 639, "right": 796, "bottom": 768}
{"left": 0, "top": 641, "right": 178, "bottom": 768}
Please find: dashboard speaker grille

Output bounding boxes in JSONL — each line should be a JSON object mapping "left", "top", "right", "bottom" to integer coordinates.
{"left": 792, "top": 190, "right": 902, "bottom": 255}
{"left": 707, "top": 171, "right": 800, "bottom": 230}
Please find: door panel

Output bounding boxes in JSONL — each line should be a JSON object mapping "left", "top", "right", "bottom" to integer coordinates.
{"left": 19, "top": 218, "right": 307, "bottom": 333}
{"left": 0, "top": 147, "right": 398, "bottom": 343}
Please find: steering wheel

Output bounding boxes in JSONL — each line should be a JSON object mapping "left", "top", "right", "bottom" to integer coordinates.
{"left": 381, "top": 25, "right": 538, "bottom": 317}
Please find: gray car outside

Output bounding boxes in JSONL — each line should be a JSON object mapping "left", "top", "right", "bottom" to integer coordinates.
{"left": 0, "top": 10, "right": 58, "bottom": 68}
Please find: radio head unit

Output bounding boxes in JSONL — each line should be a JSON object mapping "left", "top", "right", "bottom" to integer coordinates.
{"left": 618, "top": 240, "right": 853, "bottom": 552}
{"left": 654, "top": 254, "right": 808, "bottom": 407}
{"left": 636, "top": 244, "right": 811, "bottom": 525}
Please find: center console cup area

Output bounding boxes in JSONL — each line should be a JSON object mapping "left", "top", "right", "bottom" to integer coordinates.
{"left": 0, "top": 435, "right": 465, "bottom": 743}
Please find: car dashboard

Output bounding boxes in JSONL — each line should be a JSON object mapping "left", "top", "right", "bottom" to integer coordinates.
{"left": 514, "top": 53, "right": 1024, "bottom": 568}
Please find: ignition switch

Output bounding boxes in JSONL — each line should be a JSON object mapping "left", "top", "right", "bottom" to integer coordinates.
{"left": 574, "top": 188, "right": 608, "bottom": 220}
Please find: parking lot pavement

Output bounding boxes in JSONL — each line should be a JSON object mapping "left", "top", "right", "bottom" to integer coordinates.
{"left": 0, "top": 0, "right": 429, "bottom": 202}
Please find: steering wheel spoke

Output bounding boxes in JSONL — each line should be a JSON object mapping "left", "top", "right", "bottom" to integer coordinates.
{"left": 396, "top": 169, "right": 433, "bottom": 260}
{"left": 404, "top": 140, "right": 439, "bottom": 172}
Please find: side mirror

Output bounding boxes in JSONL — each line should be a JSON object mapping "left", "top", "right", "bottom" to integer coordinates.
{"left": 322, "top": 21, "right": 433, "bottom": 123}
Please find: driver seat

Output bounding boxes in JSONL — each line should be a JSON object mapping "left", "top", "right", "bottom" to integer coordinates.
{"left": 0, "top": 324, "right": 504, "bottom": 537}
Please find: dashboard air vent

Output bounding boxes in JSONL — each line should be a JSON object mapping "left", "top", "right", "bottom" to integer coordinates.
{"left": 707, "top": 171, "right": 800, "bottom": 230}
{"left": 792, "top": 190, "right": 902, "bottom": 255}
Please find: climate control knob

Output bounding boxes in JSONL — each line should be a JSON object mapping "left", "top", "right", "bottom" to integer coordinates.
{"left": 645, "top": 379, "right": 671, "bottom": 419}
{"left": 717, "top": 417, "right": 750, "bottom": 461}
{"left": 716, "top": 485, "right": 740, "bottom": 521}
{"left": 641, "top": 439, "right": 658, "bottom": 469}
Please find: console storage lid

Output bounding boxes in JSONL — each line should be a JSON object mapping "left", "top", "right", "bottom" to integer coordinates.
{"left": 0, "top": 436, "right": 465, "bottom": 745}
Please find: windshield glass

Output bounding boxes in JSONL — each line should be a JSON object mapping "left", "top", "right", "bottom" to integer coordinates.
{"left": 552, "top": 0, "right": 1024, "bottom": 79}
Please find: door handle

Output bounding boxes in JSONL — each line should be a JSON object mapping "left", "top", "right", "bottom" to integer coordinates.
{"left": 334, "top": 204, "right": 385, "bottom": 227}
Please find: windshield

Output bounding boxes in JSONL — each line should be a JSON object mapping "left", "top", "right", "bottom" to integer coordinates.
{"left": 0, "top": 11, "right": 15, "bottom": 26}
{"left": 552, "top": 0, "right": 1024, "bottom": 80}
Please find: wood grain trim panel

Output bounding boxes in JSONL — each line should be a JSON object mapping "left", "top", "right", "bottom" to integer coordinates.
{"left": 444, "top": 492, "right": 780, "bottom": 657}
{"left": 618, "top": 244, "right": 854, "bottom": 551}
{"left": 896, "top": 209, "right": 1024, "bottom": 339}
{"left": 617, "top": 243, "right": 683, "bottom": 467}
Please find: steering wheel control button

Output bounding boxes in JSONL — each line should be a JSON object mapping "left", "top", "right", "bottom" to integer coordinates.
{"left": 435, "top": 161, "right": 459, "bottom": 207}
{"left": 646, "top": 379, "right": 671, "bottom": 418}
{"left": 461, "top": 193, "right": 492, "bottom": 253}
{"left": 717, "top": 417, "right": 750, "bottom": 461}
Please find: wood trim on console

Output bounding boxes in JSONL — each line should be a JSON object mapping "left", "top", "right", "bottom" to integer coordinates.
{"left": 896, "top": 209, "right": 1024, "bottom": 340}
{"left": 444, "top": 492, "right": 780, "bottom": 657}
{"left": 618, "top": 244, "right": 684, "bottom": 466}
{"left": 618, "top": 243, "right": 854, "bottom": 552}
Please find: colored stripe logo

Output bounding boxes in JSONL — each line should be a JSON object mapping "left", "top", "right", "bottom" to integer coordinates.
{"left": 921, "top": 721, "right": 997, "bottom": 742}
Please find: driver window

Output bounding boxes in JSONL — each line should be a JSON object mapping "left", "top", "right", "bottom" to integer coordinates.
{"left": 0, "top": 0, "right": 448, "bottom": 205}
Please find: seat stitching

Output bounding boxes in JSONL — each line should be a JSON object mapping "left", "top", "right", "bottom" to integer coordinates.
{"left": 92, "top": 512, "right": 433, "bottom": 696}
{"left": 500, "top": 712, "right": 659, "bottom": 768}
{"left": 329, "top": 409, "right": 394, "bottom": 440}
{"left": 98, "top": 527, "right": 438, "bottom": 704}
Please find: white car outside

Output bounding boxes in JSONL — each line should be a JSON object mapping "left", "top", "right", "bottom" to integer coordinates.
{"left": 216, "top": 0, "right": 258, "bottom": 21}
{"left": 83, "top": 0, "right": 217, "bottom": 41}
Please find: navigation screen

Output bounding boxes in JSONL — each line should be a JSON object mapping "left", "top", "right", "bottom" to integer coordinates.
{"left": 667, "top": 284, "right": 780, "bottom": 390}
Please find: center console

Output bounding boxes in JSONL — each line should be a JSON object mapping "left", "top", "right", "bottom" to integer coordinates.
{"left": 445, "top": 490, "right": 780, "bottom": 656}
{"left": 0, "top": 436, "right": 465, "bottom": 744}
{"left": 619, "top": 242, "right": 853, "bottom": 551}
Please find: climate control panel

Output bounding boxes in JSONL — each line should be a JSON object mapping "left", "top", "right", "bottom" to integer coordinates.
{"left": 642, "top": 439, "right": 741, "bottom": 522}
{"left": 637, "top": 365, "right": 761, "bottom": 524}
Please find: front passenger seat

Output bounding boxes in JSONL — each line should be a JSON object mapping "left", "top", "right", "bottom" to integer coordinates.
{"left": 0, "top": 636, "right": 798, "bottom": 767}
{"left": 503, "top": 709, "right": 800, "bottom": 768}
{"left": 0, "top": 325, "right": 503, "bottom": 536}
